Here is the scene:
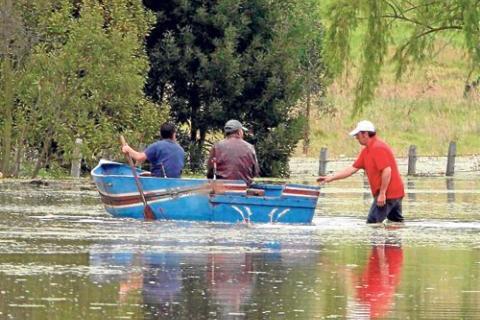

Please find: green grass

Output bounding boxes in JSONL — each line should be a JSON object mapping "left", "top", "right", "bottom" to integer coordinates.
{"left": 299, "top": 16, "right": 480, "bottom": 158}
{"left": 303, "top": 94, "right": 480, "bottom": 158}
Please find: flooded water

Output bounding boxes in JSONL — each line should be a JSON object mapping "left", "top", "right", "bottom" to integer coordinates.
{"left": 0, "top": 174, "right": 480, "bottom": 319}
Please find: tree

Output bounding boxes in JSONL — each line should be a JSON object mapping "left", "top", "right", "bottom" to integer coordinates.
{"left": 1, "top": 0, "right": 166, "bottom": 177}
{"left": 144, "top": 0, "right": 328, "bottom": 176}
{"left": 281, "top": 0, "right": 327, "bottom": 155}
{"left": 324, "top": 0, "right": 480, "bottom": 115}
{"left": 0, "top": 0, "right": 31, "bottom": 176}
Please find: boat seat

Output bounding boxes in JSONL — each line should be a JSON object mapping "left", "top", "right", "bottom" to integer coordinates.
{"left": 140, "top": 171, "right": 152, "bottom": 177}
{"left": 246, "top": 188, "right": 265, "bottom": 196}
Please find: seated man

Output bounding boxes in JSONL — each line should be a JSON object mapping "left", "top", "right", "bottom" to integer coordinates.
{"left": 122, "top": 122, "right": 185, "bottom": 178}
{"left": 207, "top": 119, "right": 260, "bottom": 185}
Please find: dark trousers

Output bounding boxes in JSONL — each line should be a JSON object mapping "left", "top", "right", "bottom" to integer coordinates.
{"left": 367, "top": 198, "right": 404, "bottom": 223}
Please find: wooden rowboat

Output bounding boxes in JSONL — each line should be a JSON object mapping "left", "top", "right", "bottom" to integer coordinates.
{"left": 91, "top": 160, "right": 320, "bottom": 224}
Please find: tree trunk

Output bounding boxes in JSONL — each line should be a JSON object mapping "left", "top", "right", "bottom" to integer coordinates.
{"left": 1, "top": 58, "right": 14, "bottom": 176}
{"left": 11, "top": 124, "right": 26, "bottom": 177}
{"left": 189, "top": 91, "right": 201, "bottom": 171}
{"left": 31, "top": 137, "right": 51, "bottom": 178}
{"left": 303, "top": 63, "right": 311, "bottom": 155}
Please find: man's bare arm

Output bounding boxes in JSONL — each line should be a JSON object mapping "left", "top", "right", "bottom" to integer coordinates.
{"left": 317, "top": 166, "right": 359, "bottom": 184}
{"left": 122, "top": 145, "right": 147, "bottom": 163}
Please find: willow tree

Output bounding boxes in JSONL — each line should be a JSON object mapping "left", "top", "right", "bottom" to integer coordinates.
{"left": 324, "top": 0, "right": 480, "bottom": 115}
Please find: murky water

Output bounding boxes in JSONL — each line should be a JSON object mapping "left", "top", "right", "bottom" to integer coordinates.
{"left": 0, "top": 174, "right": 480, "bottom": 319}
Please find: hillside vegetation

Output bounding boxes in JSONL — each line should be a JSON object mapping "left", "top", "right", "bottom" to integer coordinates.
{"left": 302, "top": 34, "right": 480, "bottom": 158}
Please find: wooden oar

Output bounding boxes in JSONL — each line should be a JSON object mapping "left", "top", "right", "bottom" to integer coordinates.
{"left": 163, "top": 181, "right": 225, "bottom": 197}
{"left": 120, "top": 135, "right": 156, "bottom": 220}
{"left": 208, "top": 179, "right": 226, "bottom": 195}
{"left": 209, "top": 157, "right": 225, "bottom": 194}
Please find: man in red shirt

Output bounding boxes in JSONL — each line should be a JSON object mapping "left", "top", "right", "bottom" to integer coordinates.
{"left": 317, "top": 120, "right": 405, "bottom": 223}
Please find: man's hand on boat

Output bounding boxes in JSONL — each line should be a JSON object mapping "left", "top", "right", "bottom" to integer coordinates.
{"left": 316, "top": 175, "right": 334, "bottom": 185}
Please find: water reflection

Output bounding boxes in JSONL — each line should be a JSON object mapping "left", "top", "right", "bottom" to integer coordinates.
{"left": 446, "top": 178, "right": 455, "bottom": 203}
{"left": 208, "top": 253, "right": 255, "bottom": 317}
{"left": 89, "top": 243, "right": 316, "bottom": 319}
{"left": 348, "top": 234, "right": 403, "bottom": 319}
{"left": 90, "top": 251, "right": 184, "bottom": 315}
{"left": 407, "top": 178, "right": 416, "bottom": 202}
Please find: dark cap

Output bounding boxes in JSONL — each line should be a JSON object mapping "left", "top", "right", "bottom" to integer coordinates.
{"left": 224, "top": 119, "right": 248, "bottom": 133}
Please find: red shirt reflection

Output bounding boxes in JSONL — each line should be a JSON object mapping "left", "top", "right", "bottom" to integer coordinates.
{"left": 356, "top": 245, "right": 403, "bottom": 319}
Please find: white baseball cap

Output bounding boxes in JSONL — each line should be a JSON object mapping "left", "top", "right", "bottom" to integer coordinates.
{"left": 349, "top": 120, "right": 376, "bottom": 136}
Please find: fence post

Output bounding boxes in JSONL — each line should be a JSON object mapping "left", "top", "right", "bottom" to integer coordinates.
{"left": 446, "top": 141, "right": 456, "bottom": 176}
{"left": 407, "top": 145, "right": 417, "bottom": 176}
{"left": 318, "top": 147, "right": 328, "bottom": 176}
{"left": 70, "top": 138, "right": 83, "bottom": 178}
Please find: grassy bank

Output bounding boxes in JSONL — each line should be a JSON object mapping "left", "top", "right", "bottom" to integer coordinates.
{"left": 300, "top": 42, "right": 480, "bottom": 158}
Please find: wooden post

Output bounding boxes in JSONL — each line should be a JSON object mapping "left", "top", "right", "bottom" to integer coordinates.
{"left": 70, "top": 138, "right": 82, "bottom": 178}
{"left": 446, "top": 141, "right": 456, "bottom": 176}
{"left": 318, "top": 147, "right": 328, "bottom": 176}
{"left": 407, "top": 145, "right": 417, "bottom": 176}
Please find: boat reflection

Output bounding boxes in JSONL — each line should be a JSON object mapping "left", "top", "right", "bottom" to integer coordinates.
{"left": 88, "top": 242, "right": 317, "bottom": 318}
{"left": 89, "top": 252, "right": 183, "bottom": 308}
{"left": 348, "top": 235, "right": 404, "bottom": 319}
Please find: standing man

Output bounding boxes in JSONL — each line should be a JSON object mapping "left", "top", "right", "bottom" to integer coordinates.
{"left": 207, "top": 119, "right": 260, "bottom": 185}
{"left": 122, "top": 122, "right": 185, "bottom": 178}
{"left": 317, "top": 120, "right": 404, "bottom": 223}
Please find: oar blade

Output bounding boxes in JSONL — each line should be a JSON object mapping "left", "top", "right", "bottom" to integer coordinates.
{"left": 144, "top": 205, "right": 156, "bottom": 220}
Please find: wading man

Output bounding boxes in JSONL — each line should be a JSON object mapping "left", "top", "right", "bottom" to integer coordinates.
{"left": 317, "top": 120, "right": 404, "bottom": 223}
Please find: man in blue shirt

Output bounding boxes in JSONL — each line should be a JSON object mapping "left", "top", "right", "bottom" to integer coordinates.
{"left": 121, "top": 123, "right": 185, "bottom": 178}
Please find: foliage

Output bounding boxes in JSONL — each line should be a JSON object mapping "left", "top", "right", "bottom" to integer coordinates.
{"left": 144, "top": 0, "right": 328, "bottom": 176}
{"left": 0, "top": 0, "right": 31, "bottom": 177}
{"left": 281, "top": 0, "right": 328, "bottom": 154}
{"left": 0, "top": 0, "right": 165, "bottom": 177}
{"left": 324, "top": 0, "right": 480, "bottom": 115}
{"left": 252, "top": 117, "right": 304, "bottom": 177}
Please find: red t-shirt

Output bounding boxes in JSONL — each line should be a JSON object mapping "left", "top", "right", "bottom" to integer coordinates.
{"left": 353, "top": 137, "right": 404, "bottom": 199}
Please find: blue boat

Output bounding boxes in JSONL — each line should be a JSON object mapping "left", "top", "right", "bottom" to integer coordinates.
{"left": 91, "top": 160, "right": 320, "bottom": 224}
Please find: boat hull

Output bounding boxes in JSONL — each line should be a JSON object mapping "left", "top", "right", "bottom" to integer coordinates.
{"left": 91, "top": 160, "right": 319, "bottom": 224}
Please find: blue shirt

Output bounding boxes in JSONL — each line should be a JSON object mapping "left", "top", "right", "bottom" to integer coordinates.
{"left": 144, "top": 139, "right": 185, "bottom": 178}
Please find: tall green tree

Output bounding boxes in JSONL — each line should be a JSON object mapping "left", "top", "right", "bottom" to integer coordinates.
{"left": 0, "top": 0, "right": 31, "bottom": 176}
{"left": 281, "top": 0, "right": 327, "bottom": 155}
{"left": 324, "top": 0, "right": 480, "bottom": 115}
{"left": 144, "top": 0, "right": 327, "bottom": 176}
{"left": 1, "top": 0, "right": 165, "bottom": 177}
